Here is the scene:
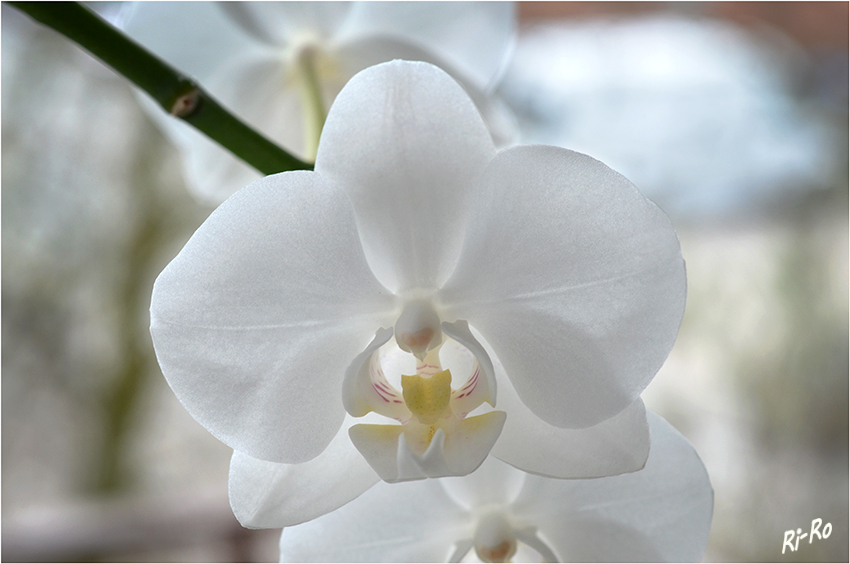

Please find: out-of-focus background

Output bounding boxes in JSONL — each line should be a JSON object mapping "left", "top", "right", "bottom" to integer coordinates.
{"left": 2, "top": 2, "right": 847, "bottom": 562}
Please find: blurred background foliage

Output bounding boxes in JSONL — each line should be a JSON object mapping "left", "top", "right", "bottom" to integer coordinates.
{"left": 2, "top": 2, "right": 847, "bottom": 562}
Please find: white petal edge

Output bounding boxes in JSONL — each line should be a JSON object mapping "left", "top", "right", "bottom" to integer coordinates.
{"left": 440, "top": 145, "right": 686, "bottom": 428}
{"left": 150, "top": 171, "right": 396, "bottom": 463}
{"left": 278, "top": 474, "right": 470, "bottom": 562}
{"left": 334, "top": 35, "right": 518, "bottom": 147}
{"left": 315, "top": 60, "right": 496, "bottom": 294}
{"left": 512, "top": 411, "right": 714, "bottom": 562}
{"left": 229, "top": 416, "right": 380, "bottom": 529}
{"left": 336, "top": 2, "right": 517, "bottom": 90}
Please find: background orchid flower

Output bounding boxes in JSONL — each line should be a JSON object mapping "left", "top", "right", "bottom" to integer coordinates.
{"left": 150, "top": 60, "right": 686, "bottom": 516}
{"left": 275, "top": 412, "right": 713, "bottom": 562}
{"left": 119, "top": 1, "right": 517, "bottom": 203}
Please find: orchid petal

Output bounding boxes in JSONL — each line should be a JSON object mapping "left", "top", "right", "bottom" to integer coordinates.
{"left": 229, "top": 416, "right": 379, "bottom": 529}
{"left": 492, "top": 360, "right": 651, "bottom": 478}
{"left": 181, "top": 52, "right": 310, "bottom": 198}
{"left": 315, "top": 60, "right": 496, "bottom": 294}
{"left": 440, "top": 145, "right": 686, "bottom": 428}
{"left": 119, "top": 2, "right": 259, "bottom": 80}
{"left": 512, "top": 412, "right": 713, "bottom": 562}
{"left": 335, "top": 36, "right": 518, "bottom": 146}
{"left": 464, "top": 294, "right": 649, "bottom": 481}
{"left": 219, "top": 2, "right": 352, "bottom": 46}
{"left": 337, "top": 2, "right": 516, "bottom": 90}
{"left": 279, "top": 475, "right": 468, "bottom": 563}
{"left": 150, "top": 171, "right": 396, "bottom": 464}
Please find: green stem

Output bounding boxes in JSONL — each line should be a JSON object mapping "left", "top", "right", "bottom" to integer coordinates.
{"left": 10, "top": 1, "right": 313, "bottom": 174}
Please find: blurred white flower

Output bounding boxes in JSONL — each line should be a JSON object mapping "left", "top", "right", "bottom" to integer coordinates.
{"left": 500, "top": 15, "right": 840, "bottom": 220}
{"left": 150, "top": 61, "right": 685, "bottom": 520}
{"left": 274, "top": 412, "right": 713, "bottom": 562}
{"left": 120, "top": 1, "right": 517, "bottom": 203}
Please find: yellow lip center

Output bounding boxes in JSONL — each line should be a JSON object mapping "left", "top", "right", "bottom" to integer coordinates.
{"left": 401, "top": 369, "right": 452, "bottom": 425}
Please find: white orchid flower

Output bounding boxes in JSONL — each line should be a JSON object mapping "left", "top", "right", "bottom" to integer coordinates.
{"left": 275, "top": 412, "right": 713, "bottom": 562}
{"left": 150, "top": 61, "right": 686, "bottom": 519}
{"left": 120, "top": 1, "right": 517, "bottom": 203}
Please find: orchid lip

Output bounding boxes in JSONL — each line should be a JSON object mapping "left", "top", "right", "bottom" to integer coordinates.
{"left": 342, "top": 318, "right": 504, "bottom": 482}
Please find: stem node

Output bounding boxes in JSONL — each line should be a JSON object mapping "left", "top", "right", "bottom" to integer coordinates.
{"left": 170, "top": 88, "right": 200, "bottom": 118}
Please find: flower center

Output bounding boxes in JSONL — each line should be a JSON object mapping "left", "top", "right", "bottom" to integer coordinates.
{"left": 396, "top": 347, "right": 463, "bottom": 456}
{"left": 342, "top": 307, "right": 505, "bottom": 482}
